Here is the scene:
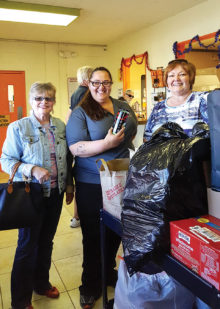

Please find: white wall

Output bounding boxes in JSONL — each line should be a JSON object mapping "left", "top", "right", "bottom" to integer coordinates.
{"left": 0, "top": 0, "right": 219, "bottom": 142}
{"left": 0, "top": 41, "right": 107, "bottom": 121}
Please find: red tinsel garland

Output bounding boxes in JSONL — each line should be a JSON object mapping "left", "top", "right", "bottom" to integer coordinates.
{"left": 120, "top": 51, "right": 152, "bottom": 80}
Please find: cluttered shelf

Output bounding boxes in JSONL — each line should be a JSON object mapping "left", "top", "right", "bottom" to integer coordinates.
{"left": 100, "top": 209, "right": 220, "bottom": 309}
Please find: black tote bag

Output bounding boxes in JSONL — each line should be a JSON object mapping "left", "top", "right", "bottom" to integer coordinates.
{"left": 0, "top": 162, "right": 44, "bottom": 230}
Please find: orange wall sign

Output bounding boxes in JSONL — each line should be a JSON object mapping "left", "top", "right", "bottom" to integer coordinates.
{"left": 0, "top": 115, "right": 10, "bottom": 127}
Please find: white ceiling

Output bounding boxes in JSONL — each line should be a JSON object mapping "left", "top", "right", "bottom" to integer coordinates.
{"left": 0, "top": 0, "right": 206, "bottom": 46}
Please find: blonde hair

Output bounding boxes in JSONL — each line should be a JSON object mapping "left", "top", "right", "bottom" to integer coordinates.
{"left": 29, "top": 82, "right": 56, "bottom": 103}
{"left": 77, "top": 66, "right": 93, "bottom": 84}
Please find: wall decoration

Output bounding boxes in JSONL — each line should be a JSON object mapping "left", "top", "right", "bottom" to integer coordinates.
{"left": 67, "top": 77, "right": 78, "bottom": 106}
{"left": 150, "top": 68, "right": 165, "bottom": 88}
{"left": 119, "top": 51, "right": 152, "bottom": 81}
{"left": 172, "top": 29, "right": 220, "bottom": 68}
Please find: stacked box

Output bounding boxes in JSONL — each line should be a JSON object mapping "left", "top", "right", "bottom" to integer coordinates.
{"left": 170, "top": 215, "right": 220, "bottom": 290}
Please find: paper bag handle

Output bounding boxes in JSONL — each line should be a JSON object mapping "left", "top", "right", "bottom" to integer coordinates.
{"left": 96, "top": 158, "right": 111, "bottom": 176}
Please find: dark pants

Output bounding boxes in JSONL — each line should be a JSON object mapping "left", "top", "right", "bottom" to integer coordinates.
{"left": 11, "top": 188, "right": 64, "bottom": 309}
{"left": 76, "top": 182, "right": 121, "bottom": 298}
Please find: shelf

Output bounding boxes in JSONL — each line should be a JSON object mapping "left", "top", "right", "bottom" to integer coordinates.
{"left": 100, "top": 209, "right": 220, "bottom": 308}
{"left": 137, "top": 120, "right": 147, "bottom": 125}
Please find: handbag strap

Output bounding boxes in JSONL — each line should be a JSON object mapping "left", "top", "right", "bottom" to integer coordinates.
{"left": 8, "top": 162, "right": 22, "bottom": 183}
{"left": 7, "top": 162, "right": 30, "bottom": 194}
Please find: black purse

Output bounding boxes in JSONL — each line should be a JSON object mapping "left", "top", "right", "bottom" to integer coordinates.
{"left": 0, "top": 162, "right": 44, "bottom": 230}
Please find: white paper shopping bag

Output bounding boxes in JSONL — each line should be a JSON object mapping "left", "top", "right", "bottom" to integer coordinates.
{"left": 97, "top": 158, "right": 129, "bottom": 219}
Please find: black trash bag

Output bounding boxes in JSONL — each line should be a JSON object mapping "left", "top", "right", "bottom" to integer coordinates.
{"left": 122, "top": 122, "right": 210, "bottom": 275}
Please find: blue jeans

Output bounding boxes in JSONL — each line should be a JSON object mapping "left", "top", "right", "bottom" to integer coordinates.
{"left": 11, "top": 188, "right": 64, "bottom": 309}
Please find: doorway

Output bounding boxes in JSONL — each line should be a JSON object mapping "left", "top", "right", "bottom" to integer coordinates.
{"left": 121, "top": 53, "right": 147, "bottom": 123}
{"left": 0, "top": 70, "right": 26, "bottom": 170}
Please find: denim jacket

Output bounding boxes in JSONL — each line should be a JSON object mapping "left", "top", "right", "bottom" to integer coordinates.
{"left": 1, "top": 114, "right": 73, "bottom": 197}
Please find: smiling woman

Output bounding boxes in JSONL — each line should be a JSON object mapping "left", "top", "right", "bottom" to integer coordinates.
{"left": 141, "top": 60, "right": 212, "bottom": 309}
{"left": 0, "top": 81, "right": 74, "bottom": 309}
{"left": 165, "top": 60, "right": 195, "bottom": 103}
{"left": 66, "top": 66, "right": 137, "bottom": 309}
{"left": 143, "top": 59, "right": 209, "bottom": 142}
{"left": 29, "top": 82, "right": 56, "bottom": 126}
{"left": 88, "top": 69, "right": 113, "bottom": 107}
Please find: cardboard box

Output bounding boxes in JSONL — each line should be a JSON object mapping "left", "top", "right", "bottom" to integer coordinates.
{"left": 170, "top": 215, "right": 220, "bottom": 290}
{"left": 207, "top": 188, "right": 220, "bottom": 219}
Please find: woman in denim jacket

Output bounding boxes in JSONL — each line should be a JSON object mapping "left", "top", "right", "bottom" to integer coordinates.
{"left": 1, "top": 82, "right": 74, "bottom": 309}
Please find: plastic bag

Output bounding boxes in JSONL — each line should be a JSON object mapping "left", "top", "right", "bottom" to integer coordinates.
{"left": 122, "top": 122, "right": 210, "bottom": 275}
{"left": 114, "top": 259, "right": 196, "bottom": 309}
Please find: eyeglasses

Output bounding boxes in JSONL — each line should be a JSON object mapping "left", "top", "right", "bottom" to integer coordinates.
{"left": 168, "top": 59, "right": 188, "bottom": 65}
{"left": 34, "top": 97, "right": 55, "bottom": 102}
{"left": 90, "top": 80, "right": 113, "bottom": 88}
{"left": 126, "top": 94, "right": 134, "bottom": 98}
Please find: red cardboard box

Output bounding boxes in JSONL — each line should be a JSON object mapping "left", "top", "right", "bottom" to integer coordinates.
{"left": 170, "top": 215, "right": 220, "bottom": 290}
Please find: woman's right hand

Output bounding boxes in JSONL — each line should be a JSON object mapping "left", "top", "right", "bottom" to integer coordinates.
{"left": 104, "top": 127, "right": 125, "bottom": 149}
{"left": 31, "top": 166, "right": 50, "bottom": 184}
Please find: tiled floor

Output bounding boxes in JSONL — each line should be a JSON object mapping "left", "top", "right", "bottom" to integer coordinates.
{"left": 0, "top": 172, "right": 117, "bottom": 309}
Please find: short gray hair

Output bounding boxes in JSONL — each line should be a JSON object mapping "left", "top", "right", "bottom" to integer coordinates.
{"left": 77, "top": 66, "right": 93, "bottom": 84}
{"left": 29, "top": 82, "right": 56, "bottom": 103}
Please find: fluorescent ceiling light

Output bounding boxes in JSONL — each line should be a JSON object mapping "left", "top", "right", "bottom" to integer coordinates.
{"left": 0, "top": 8, "right": 77, "bottom": 26}
{"left": 0, "top": 1, "right": 80, "bottom": 26}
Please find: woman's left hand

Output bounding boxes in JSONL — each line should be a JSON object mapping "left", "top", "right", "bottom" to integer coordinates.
{"left": 31, "top": 166, "right": 50, "bottom": 184}
{"left": 104, "top": 127, "right": 125, "bottom": 149}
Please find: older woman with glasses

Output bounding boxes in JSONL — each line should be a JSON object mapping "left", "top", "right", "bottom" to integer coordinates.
{"left": 66, "top": 67, "right": 137, "bottom": 309}
{"left": 1, "top": 82, "right": 74, "bottom": 309}
{"left": 143, "top": 59, "right": 209, "bottom": 142}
